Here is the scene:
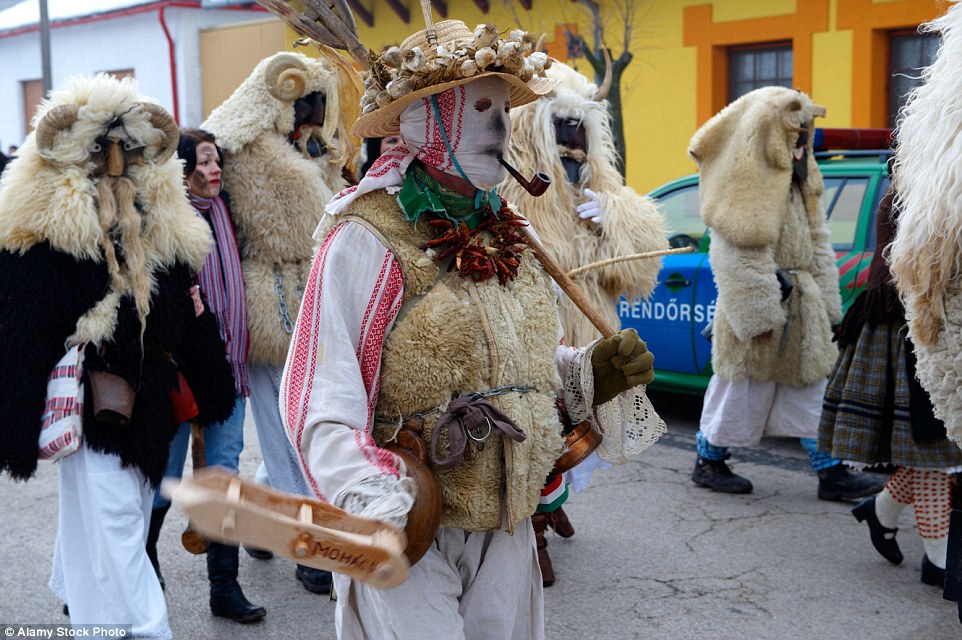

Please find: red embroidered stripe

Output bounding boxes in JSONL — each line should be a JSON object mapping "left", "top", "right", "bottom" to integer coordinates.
{"left": 357, "top": 252, "right": 405, "bottom": 475}
{"left": 285, "top": 222, "right": 346, "bottom": 500}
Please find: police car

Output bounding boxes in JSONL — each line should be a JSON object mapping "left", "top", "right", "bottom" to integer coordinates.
{"left": 622, "top": 129, "right": 893, "bottom": 395}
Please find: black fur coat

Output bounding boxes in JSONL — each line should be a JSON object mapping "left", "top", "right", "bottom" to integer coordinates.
{"left": 0, "top": 242, "right": 237, "bottom": 486}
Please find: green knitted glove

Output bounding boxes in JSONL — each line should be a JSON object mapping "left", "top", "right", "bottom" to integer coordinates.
{"left": 591, "top": 328, "right": 655, "bottom": 406}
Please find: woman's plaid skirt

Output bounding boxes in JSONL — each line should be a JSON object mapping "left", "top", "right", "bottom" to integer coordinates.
{"left": 819, "top": 321, "right": 962, "bottom": 469}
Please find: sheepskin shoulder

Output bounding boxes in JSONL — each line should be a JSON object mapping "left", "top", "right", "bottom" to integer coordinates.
{"left": 690, "top": 86, "right": 821, "bottom": 249}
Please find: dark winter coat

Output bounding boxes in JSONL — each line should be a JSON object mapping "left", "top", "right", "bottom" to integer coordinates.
{"left": 0, "top": 242, "right": 237, "bottom": 486}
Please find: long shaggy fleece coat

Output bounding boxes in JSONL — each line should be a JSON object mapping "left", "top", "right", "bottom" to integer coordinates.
{"left": 0, "top": 75, "right": 236, "bottom": 483}
{"left": 689, "top": 87, "right": 841, "bottom": 385}
{"left": 890, "top": 3, "right": 962, "bottom": 446}
{"left": 203, "top": 52, "right": 350, "bottom": 366}
{"left": 502, "top": 62, "right": 667, "bottom": 347}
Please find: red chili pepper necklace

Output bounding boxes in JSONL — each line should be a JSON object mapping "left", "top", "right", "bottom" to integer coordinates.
{"left": 420, "top": 199, "right": 530, "bottom": 285}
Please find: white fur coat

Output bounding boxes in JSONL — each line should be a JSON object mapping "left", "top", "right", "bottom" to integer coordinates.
{"left": 689, "top": 87, "right": 841, "bottom": 385}
{"left": 502, "top": 62, "right": 666, "bottom": 347}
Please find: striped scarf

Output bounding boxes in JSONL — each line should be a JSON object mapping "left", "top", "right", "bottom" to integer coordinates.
{"left": 190, "top": 193, "right": 250, "bottom": 397}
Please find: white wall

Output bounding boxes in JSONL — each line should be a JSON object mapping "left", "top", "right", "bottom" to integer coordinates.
{"left": 0, "top": 6, "right": 267, "bottom": 151}
{"left": 167, "top": 7, "right": 271, "bottom": 128}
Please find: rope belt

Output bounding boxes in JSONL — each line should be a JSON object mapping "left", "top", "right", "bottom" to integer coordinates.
{"left": 375, "top": 385, "right": 534, "bottom": 469}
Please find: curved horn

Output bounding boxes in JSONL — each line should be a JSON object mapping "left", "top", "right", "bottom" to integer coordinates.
{"left": 782, "top": 113, "right": 806, "bottom": 133}
{"left": 35, "top": 105, "right": 80, "bottom": 154}
{"left": 138, "top": 103, "right": 180, "bottom": 163}
{"left": 265, "top": 54, "right": 308, "bottom": 102}
{"left": 592, "top": 47, "right": 612, "bottom": 102}
{"left": 535, "top": 33, "right": 547, "bottom": 54}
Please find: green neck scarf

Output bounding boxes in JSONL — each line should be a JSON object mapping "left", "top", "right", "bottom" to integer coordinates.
{"left": 397, "top": 163, "right": 498, "bottom": 230}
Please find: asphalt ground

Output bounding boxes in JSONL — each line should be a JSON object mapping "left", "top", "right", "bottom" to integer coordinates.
{"left": 1, "top": 391, "right": 959, "bottom": 639}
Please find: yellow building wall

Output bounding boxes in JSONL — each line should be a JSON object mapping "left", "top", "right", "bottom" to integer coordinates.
{"left": 271, "top": 0, "right": 945, "bottom": 193}
{"left": 201, "top": 19, "right": 287, "bottom": 119}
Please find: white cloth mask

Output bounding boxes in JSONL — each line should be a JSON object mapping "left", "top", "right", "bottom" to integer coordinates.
{"left": 400, "top": 76, "right": 511, "bottom": 190}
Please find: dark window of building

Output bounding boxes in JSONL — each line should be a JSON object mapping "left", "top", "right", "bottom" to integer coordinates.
{"left": 888, "top": 31, "right": 939, "bottom": 127}
{"left": 728, "top": 43, "right": 793, "bottom": 102}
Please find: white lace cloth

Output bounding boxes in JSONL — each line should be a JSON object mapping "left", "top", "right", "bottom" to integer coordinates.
{"left": 563, "top": 340, "right": 667, "bottom": 465}
{"left": 334, "top": 472, "right": 417, "bottom": 530}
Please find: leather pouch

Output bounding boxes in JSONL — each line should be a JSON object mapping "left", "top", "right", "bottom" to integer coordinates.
{"left": 88, "top": 370, "right": 136, "bottom": 426}
{"left": 384, "top": 430, "right": 441, "bottom": 566}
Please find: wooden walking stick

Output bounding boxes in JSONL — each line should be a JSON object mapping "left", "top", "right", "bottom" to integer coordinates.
{"left": 495, "top": 154, "right": 617, "bottom": 337}
{"left": 523, "top": 229, "right": 616, "bottom": 338}
{"left": 181, "top": 422, "right": 209, "bottom": 554}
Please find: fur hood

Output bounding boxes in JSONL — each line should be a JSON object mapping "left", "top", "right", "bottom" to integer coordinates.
{"left": 890, "top": 3, "right": 962, "bottom": 347}
{"left": 0, "top": 74, "right": 211, "bottom": 346}
{"left": 203, "top": 51, "right": 355, "bottom": 364}
{"left": 203, "top": 51, "right": 340, "bottom": 154}
{"left": 689, "top": 86, "right": 823, "bottom": 248}
{"left": 0, "top": 74, "right": 210, "bottom": 269}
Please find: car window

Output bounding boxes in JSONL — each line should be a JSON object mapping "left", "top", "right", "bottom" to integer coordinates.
{"left": 657, "top": 184, "right": 704, "bottom": 239}
{"left": 822, "top": 177, "right": 869, "bottom": 251}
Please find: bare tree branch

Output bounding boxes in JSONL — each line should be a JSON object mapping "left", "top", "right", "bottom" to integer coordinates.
{"left": 621, "top": 0, "right": 635, "bottom": 53}
{"left": 501, "top": 0, "right": 524, "bottom": 29}
{"left": 573, "top": 0, "right": 602, "bottom": 54}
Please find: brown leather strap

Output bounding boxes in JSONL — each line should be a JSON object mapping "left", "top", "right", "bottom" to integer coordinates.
{"left": 430, "top": 396, "right": 526, "bottom": 468}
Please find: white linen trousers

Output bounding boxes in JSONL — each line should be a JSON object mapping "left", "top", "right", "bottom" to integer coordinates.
{"left": 334, "top": 520, "right": 543, "bottom": 640}
{"left": 699, "top": 375, "right": 827, "bottom": 447}
{"left": 49, "top": 443, "right": 171, "bottom": 639}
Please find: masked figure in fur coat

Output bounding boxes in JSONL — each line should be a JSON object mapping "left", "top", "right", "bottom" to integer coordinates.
{"left": 502, "top": 60, "right": 667, "bottom": 349}
{"left": 500, "top": 59, "right": 667, "bottom": 586}
{"left": 687, "top": 86, "right": 885, "bottom": 500}
{"left": 889, "top": 3, "right": 962, "bottom": 454}
{"left": 279, "top": 20, "right": 665, "bottom": 639}
{"left": 202, "top": 48, "right": 363, "bottom": 593}
{"left": 0, "top": 74, "right": 236, "bottom": 638}
{"left": 888, "top": 4, "right": 962, "bottom": 613}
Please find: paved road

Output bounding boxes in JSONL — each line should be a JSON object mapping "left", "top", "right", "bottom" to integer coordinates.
{"left": 1, "top": 391, "right": 958, "bottom": 639}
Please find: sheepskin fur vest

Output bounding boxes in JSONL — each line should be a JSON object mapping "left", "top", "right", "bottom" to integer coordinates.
{"left": 217, "top": 132, "right": 342, "bottom": 366}
{"left": 338, "top": 191, "right": 565, "bottom": 533}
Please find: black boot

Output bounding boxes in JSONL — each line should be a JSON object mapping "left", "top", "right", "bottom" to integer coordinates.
{"left": 146, "top": 505, "right": 169, "bottom": 591}
{"left": 817, "top": 464, "right": 888, "bottom": 502}
{"left": 207, "top": 542, "right": 266, "bottom": 623}
{"left": 692, "top": 455, "right": 753, "bottom": 494}
{"left": 922, "top": 554, "right": 947, "bottom": 588}
{"left": 243, "top": 545, "right": 274, "bottom": 561}
{"left": 295, "top": 565, "right": 333, "bottom": 594}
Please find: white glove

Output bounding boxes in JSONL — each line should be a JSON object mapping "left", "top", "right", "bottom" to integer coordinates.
{"left": 334, "top": 473, "right": 417, "bottom": 530}
{"left": 576, "top": 188, "right": 603, "bottom": 225}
